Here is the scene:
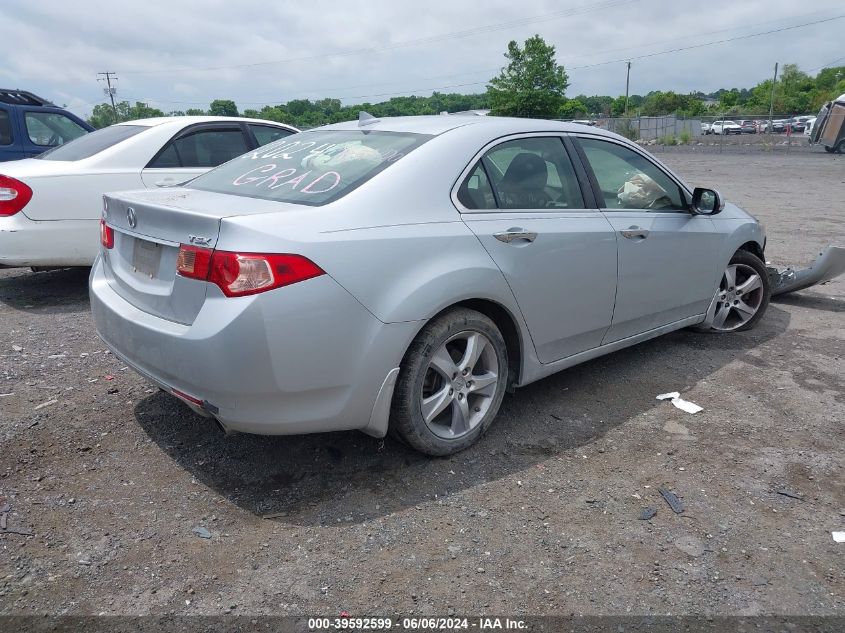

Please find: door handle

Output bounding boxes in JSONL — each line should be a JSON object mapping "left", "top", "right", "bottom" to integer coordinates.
{"left": 494, "top": 228, "right": 538, "bottom": 243}
{"left": 620, "top": 226, "right": 649, "bottom": 239}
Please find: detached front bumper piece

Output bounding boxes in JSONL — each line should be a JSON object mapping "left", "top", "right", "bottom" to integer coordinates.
{"left": 768, "top": 246, "right": 845, "bottom": 296}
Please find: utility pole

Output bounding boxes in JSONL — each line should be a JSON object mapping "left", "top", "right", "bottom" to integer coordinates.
{"left": 767, "top": 62, "right": 778, "bottom": 137}
{"left": 624, "top": 61, "right": 632, "bottom": 116}
{"left": 97, "top": 72, "right": 119, "bottom": 121}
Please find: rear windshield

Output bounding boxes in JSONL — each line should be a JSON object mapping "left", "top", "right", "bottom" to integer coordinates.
{"left": 188, "top": 129, "right": 431, "bottom": 206}
{"left": 37, "top": 124, "right": 146, "bottom": 161}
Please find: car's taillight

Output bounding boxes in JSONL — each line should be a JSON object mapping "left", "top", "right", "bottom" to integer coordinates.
{"left": 176, "top": 244, "right": 212, "bottom": 279}
{"left": 99, "top": 219, "right": 114, "bottom": 249}
{"left": 176, "top": 245, "right": 324, "bottom": 297}
{"left": 0, "top": 175, "right": 33, "bottom": 217}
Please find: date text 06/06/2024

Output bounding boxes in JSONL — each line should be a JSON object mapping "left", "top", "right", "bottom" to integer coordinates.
{"left": 307, "top": 616, "right": 528, "bottom": 630}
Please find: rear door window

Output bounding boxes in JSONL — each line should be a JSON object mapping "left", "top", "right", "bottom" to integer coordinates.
{"left": 456, "top": 163, "right": 496, "bottom": 210}
{"left": 457, "top": 137, "right": 584, "bottom": 210}
{"left": 0, "top": 109, "right": 12, "bottom": 145}
{"left": 150, "top": 127, "right": 249, "bottom": 168}
{"left": 249, "top": 124, "right": 294, "bottom": 147}
{"left": 189, "top": 129, "right": 431, "bottom": 206}
{"left": 24, "top": 111, "right": 88, "bottom": 146}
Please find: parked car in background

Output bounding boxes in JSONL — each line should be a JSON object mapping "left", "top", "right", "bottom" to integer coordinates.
{"left": 785, "top": 117, "right": 810, "bottom": 133}
{"left": 90, "top": 115, "right": 771, "bottom": 456}
{"left": 737, "top": 120, "right": 756, "bottom": 134}
{"left": 0, "top": 89, "right": 93, "bottom": 162}
{"left": 700, "top": 122, "right": 711, "bottom": 135}
{"left": 804, "top": 117, "right": 817, "bottom": 136}
{"left": 757, "top": 119, "right": 786, "bottom": 133}
{"left": 711, "top": 120, "right": 742, "bottom": 135}
{"left": 0, "top": 116, "right": 297, "bottom": 268}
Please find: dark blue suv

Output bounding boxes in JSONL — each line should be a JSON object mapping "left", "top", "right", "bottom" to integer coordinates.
{"left": 0, "top": 89, "right": 94, "bottom": 162}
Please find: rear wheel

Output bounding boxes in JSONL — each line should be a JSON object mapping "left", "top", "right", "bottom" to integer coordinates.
{"left": 390, "top": 308, "right": 508, "bottom": 456}
{"left": 708, "top": 250, "right": 770, "bottom": 332}
{"left": 837, "top": 139, "right": 845, "bottom": 154}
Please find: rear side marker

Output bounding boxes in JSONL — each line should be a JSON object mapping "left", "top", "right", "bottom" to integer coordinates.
{"left": 99, "top": 219, "right": 114, "bottom": 249}
{"left": 176, "top": 244, "right": 324, "bottom": 297}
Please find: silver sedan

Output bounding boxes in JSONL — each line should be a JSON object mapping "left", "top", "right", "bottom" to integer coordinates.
{"left": 90, "top": 115, "right": 770, "bottom": 455}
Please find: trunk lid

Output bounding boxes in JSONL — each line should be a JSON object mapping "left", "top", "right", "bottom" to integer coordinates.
{"left": 101, "top": 188, "right": 290, "bottom": 324}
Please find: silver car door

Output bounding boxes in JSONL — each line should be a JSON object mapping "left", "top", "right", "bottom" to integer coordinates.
{"left": 141, "top": 124, "right": 250, "bottom": 188}
{"left": 574, "top": 135, "right": 722, "bottom": 343}
{"left": 457, "top": 135, "right": 618, "bottom": 364}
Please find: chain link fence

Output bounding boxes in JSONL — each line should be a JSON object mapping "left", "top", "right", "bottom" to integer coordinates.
{"left": 590, "top": 114, "right": 818, "bottom": 153}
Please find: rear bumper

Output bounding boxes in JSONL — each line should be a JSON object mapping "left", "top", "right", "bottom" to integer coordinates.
{"left": 89, "top": 256, "right": 419, "bottom": 436}
{"left": 0, "top": 214, "right": 98, "bottom": 267}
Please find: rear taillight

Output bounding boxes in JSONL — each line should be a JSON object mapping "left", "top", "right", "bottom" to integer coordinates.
{"left": 99, "top": 219, "right": 114, "bottom": 249}
{"left": 176, "top": 244, "right": 212, "bottom": 279}
{"left": 176, "top": 245, "right": 324, "bottom": 297}
{"left": 0, "top": 175, "right": 33, "bottom": 217}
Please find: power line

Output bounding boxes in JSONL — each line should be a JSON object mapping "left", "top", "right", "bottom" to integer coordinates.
{"left": 337, "top": 14, "right": 845, "bottom": 101}
{"left": 807, "top": 54, "right": 845, "bottom": 73}
{"left": 109, "top": 13, "right": 845, "bottom": 109}
{"left": 96, "top": 71, "right": 119, "bottom": 119}
{"left": 565, "top": 14, "right": 845, "bottom": 70}
{"left": 139, "top": 10, "right": 838, "bottom": 104}
{"left": 116, "top": 0, "right": 637, "bottom": 75}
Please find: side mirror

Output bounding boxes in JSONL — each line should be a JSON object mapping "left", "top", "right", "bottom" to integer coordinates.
{"left": 691, "top": 187, "right": 724, "bottom": 215}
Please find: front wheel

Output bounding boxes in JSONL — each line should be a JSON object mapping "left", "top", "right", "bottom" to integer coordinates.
{"left": 390, "top": 308, "right": 508, "bottom": 456}
{"left": 707, "top": 250, "right": 771, "bottom": 332}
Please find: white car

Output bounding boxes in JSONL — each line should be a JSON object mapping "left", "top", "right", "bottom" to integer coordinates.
{"left": 0, "top": 116, "right": 297, "bottom": 268}
{"left": 804, "top": 117, "right": 817, "bottom": 136}
{"left": 701, "top": 122, "right": 712, "bottom": 135}
{"left": 710, "top": 120, "right": 742, "bottom": 135}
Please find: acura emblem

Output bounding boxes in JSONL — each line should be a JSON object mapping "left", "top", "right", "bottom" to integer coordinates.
{"left": 127, "top": 207, "right": 137, "bottom": 229}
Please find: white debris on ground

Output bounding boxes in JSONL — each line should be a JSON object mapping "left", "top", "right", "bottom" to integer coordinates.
{"left": 833, "top": 532, "right": 845, "bottom": 543}
{"left": 656, "top": 391, "right": 704, "bottom": 414}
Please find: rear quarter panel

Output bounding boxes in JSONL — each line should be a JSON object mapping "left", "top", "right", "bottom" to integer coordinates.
{"left": 23, "top": 172, "right": 145, "bottom": 221}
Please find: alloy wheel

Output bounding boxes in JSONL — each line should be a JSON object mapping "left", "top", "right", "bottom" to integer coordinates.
{"left": 420, "top": 330, "right": 499, "bottom": 440}
{"left": 711, "top": 263, "right": 765, "bottom": 331}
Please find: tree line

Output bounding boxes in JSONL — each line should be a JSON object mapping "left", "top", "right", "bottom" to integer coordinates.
{"left": 85, "top": 35, "right": 845, "bottom": 129}
{"left": 87, "top": 94, "right": 491, "bottom": 129}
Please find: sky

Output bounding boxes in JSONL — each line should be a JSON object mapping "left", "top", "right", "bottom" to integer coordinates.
{"left": 1, "top": 0, "right": 844, "bottom": 119}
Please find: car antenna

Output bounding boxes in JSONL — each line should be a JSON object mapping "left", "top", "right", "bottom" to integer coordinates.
{"left": 358, "top": 111, "right": 380, "bottom": 127}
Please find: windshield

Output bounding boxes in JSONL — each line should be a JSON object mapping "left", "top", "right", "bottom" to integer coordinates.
{"left": 37, "top": 125, "right": 146, "bottom": 161}
{"left": 188, "top": 129, "right": 431, "bottom": 206}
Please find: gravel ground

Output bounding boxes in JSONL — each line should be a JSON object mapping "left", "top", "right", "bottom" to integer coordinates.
{"left": 1, "top": 150, "right": 843, "bottom": 618}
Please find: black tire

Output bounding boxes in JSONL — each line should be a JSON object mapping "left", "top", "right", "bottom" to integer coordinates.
{"left": 824, "top": 145, "right": 834, "bottom": 153}
{"left": 389, "top": 308, "right": 508, "bottom": 456}
{"left": 705, "top": 250, "right": 771, "bottom": 333}
{"left": 837, "top": 139, "right": 845, "bottom": 155}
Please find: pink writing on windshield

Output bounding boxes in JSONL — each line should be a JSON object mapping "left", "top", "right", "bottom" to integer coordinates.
{"left": 232, "top": 163, "right": 342, "bottom": 195}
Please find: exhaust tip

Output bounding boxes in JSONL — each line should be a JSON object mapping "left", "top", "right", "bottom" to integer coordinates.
{"left": 212, "top": 417, "right": 235, "bottom": 436}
